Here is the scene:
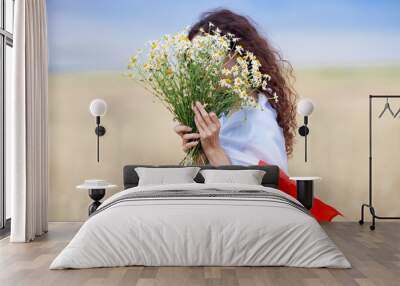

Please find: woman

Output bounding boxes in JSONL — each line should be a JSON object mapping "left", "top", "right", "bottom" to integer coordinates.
{"left": 174, "top": 9, "right": 340, "bottom": 222}
{"left": 174, "top": 9, "right": 296, "bottom": 173}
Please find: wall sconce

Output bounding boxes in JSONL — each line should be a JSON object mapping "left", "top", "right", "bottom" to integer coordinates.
{"left": 297, "top": 98, "right": 314, "bottom": 162}
{"left": 89, "top": 99, "right": 107, "bottom": 162}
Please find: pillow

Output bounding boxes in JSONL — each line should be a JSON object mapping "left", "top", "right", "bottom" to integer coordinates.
{"left": 200, "top": 169, "right": 266, "bottom": 185}
{"left": 135, "top": 167, "right": 200, "bottom": 186}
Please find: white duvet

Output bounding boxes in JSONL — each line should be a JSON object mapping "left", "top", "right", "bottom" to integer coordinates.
{"left": 50, "top": 183, "right": 350, "bottom": 269}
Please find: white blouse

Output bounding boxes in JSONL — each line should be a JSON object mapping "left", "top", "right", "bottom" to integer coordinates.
{"left": 219, "top": 94, "right": 288, "bottom": 173}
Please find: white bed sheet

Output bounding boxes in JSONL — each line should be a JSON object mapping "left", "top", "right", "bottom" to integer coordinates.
{"left": 50, "top": 183, "right": 350, "bottom": 269}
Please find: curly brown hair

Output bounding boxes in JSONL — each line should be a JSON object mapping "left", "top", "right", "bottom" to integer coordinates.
{"left": 188, "top": 9, "right": 297, "bottom": 155}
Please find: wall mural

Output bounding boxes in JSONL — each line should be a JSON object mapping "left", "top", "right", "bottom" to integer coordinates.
{"left": 46, "top": 0, "right": 400, "bottom": 221}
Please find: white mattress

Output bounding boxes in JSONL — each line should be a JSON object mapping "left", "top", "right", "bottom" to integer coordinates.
{"left": 50, "top": 183, "right": 350, "bottom": 269}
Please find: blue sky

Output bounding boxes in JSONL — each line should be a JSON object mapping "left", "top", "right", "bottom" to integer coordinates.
{"left": 47, "top": 0, "right": 400, "bottom": 72}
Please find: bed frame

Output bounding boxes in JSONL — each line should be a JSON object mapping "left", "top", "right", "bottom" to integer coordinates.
{"left": 123, "top": 165, "right": 280, "bottom": 190}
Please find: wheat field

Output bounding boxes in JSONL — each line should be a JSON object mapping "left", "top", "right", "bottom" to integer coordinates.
{"left": 48, "top": 65, "right": 400, "bottom": 221}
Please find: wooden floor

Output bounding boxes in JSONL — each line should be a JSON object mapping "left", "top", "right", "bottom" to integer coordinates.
{"left": 0, "top": 222, "right": 399, "bottom": 286}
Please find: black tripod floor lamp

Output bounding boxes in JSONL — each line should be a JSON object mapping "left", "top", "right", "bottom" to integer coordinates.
{"left": 359, "top": 95, "right": 400, "bottom": 230}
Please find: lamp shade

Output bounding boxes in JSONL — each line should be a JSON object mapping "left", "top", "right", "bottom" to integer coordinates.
{"left": 89, "top": 99, "right": 107, "bottom": 117}
{"left": 297, "top": 99, "right": 314, "bottom": 116}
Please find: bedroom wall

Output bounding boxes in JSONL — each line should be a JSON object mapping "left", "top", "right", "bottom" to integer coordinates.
{"left": 47, "top": 1, "right": 400, "bottom": 221}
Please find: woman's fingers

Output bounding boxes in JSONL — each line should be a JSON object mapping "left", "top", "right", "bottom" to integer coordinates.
{"left": 174, "top": 124, "right": 192, "bottom": 135}
{"left": 182, "top": 133, "right": 200, "bottom": 141}
{"left": 182, "top": 140, "right": 199, "bottom": 151}
{"left": 195, "top": 101, "right": 213, "bottom": 126}
{"left": 209, "top": 112, "right": 221, "bottom": 129}
{"left": 174, "top": 125, "right": 192, "bottom": 136}
{"left": 174, "top": 103, "right": 219, "bottom": 153}
{"left": 193, "top": 104, "right": 209, "bottom": 134}
{"left": 194, "top": 116, "right": 206, "bottom": 136}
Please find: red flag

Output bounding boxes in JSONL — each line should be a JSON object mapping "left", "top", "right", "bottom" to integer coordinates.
{"left": 258, "top": 160, "right": 341, "bottom": 222}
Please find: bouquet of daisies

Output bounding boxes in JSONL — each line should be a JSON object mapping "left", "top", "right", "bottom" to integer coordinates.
{"left": 127, "top": 24, "right": 275, "bottom": 165}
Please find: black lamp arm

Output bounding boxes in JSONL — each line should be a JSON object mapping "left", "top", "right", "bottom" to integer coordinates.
{"left": 94, "top": 116, "right": 106, "bottom": 162}
{"left": 298, "top": 116, "right": 310, "bottom": 162}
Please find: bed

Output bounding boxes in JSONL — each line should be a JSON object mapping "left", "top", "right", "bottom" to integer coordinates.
{"left": 50, "top": 165, "right": 350, "bottom": 269}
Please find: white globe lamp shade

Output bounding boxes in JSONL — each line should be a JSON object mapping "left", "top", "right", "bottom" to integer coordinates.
{"left": 297, "top": 99, "right": 314, "bottom": 116}
{"left": 90, "top": 99, "right": 107, "bottom": 117}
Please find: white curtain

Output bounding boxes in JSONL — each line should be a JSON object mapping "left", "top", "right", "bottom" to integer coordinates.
{"left": 8, "top": 0, "right": 48, "bottom": 242}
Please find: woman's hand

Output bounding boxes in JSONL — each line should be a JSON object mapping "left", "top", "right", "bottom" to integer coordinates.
{"left": 192, "top": 101, "right": 231, "bottom": 166}
{"left": 173, "top": 125, "right": 200, "bottom": 152}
